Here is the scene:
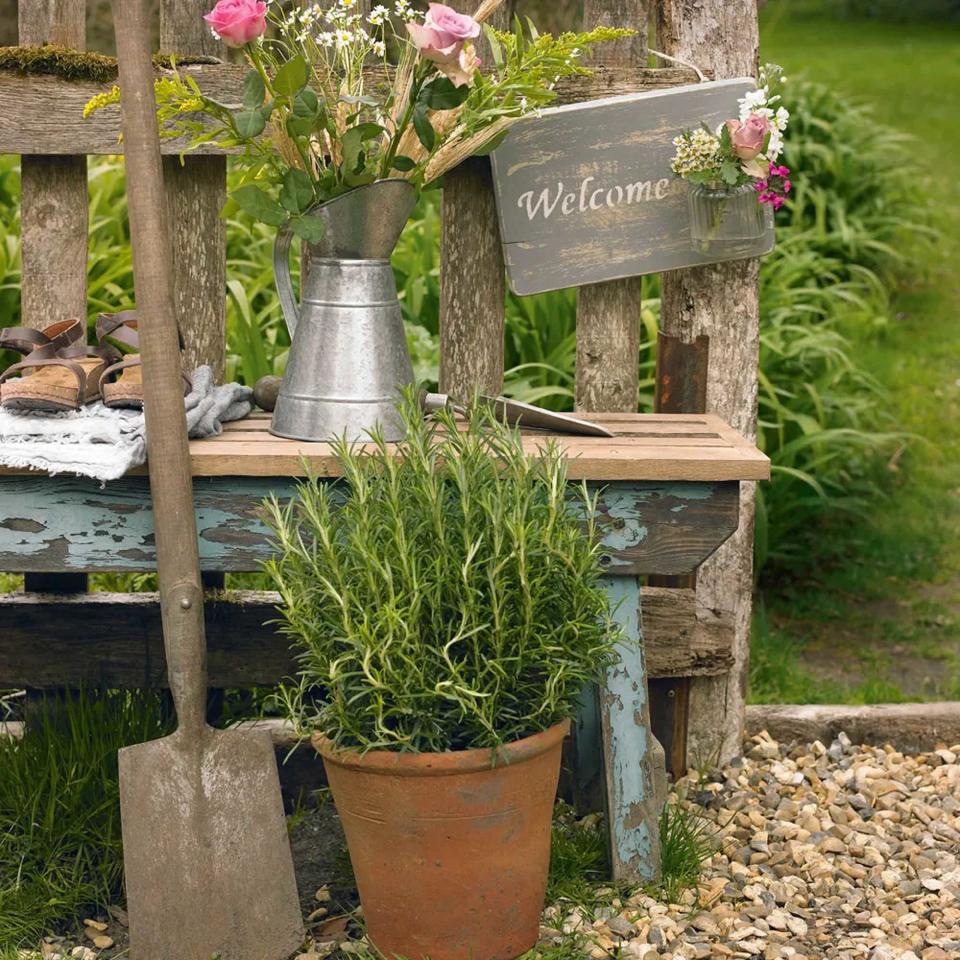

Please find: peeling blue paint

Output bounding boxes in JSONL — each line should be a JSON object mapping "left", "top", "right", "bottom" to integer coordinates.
{"left": 598, "top": 576, "right": 659, "bottom": 882}
{"left": 0, "top": 476, "right": 732, "bottom": 577}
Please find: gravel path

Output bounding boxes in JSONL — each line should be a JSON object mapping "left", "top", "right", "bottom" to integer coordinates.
{"left": 546, "top": 731, "right": 960, "bottom": 960}
{"left": 20, "top": 731, "right": 960, "bottom": 960}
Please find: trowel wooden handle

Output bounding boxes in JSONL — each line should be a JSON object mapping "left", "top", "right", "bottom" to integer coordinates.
{"left": 114, "top": 0, "right": 208, "bottom": 735}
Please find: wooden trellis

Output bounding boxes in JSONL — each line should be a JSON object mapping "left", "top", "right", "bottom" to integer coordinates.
{"left": 0, "top": 0, "right": 765, "bottom": 880}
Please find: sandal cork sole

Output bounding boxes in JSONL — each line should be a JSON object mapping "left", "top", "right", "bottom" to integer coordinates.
{"left": 1, "top": 356, "right": 111, "bottom": 412}
{"left": 102, "top": 362, "right": 144, "bottom": 409}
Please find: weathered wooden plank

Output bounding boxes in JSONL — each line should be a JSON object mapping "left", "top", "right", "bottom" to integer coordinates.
{"left": 160, "top": 0, "right": 227, "bottom": 378}
{"left": 599, "top": 576, "right": 661, "bottom": 882}
{"left": 17, "top": 0, "right": 87, "bottom": 332}
{"left": 437, "top": 0, "right": 511, "bottom": 397}
{"left": 0, "top": 590, "right": 293, "bottom": 687}
{"left": 490, "top": 80, "right": 774, "bottom": 296}
{"left": 0, "top": 475, "right": 741, "bottom": 575}
{"left": 657, "top": 0, "right": 761, "bottom": 769}
{"left": 0, "top": 65, "right": 702, "bottom": 156}
{"left": 0, "top": 584, "right": 731, "bottom": 687}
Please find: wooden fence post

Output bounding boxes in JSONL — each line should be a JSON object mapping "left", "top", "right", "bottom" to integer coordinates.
{"left": 437, "top": 0, "right": 512, "bottom": 397}
{"left": 656, "top": 0, "right": 761, "bottom": 767}
{"left": 573, "top": 0, "right": 647, "bottom": 414}
{"left": 18, "top": 0, "right": 88, "bottom": 335}
{"left": 160, "top": 0, "right": 228, "bottom": 379}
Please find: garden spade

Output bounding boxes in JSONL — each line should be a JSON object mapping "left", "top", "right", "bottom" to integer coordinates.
{"left": 111, "top": 3, "right": 304, "bottom": 957}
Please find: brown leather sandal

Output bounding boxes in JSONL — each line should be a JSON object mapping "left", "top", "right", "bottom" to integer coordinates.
{"left": 0, "top": 319, "right": 118, "bottom": 412}
{"left": 97, "top": 311, "right": 190, "bottom": 409}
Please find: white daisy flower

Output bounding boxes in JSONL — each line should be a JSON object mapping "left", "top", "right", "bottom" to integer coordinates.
{"left": 373, "top": 39, "right": 386, "bottom": 56}
{"left": 368, "top": 4, "right": 389, "bottom": 24}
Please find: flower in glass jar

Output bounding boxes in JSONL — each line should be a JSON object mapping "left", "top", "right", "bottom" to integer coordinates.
{"left": 203, "top": 0, "right": 267, "bottom": 46}
{"left": 755, "top": 164, "right": 791, "bottom": 210}
{"left": 725, "top": 114, "right": 770, "bottom": 161}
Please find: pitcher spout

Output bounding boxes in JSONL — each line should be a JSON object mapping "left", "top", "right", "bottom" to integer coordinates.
{"left": 305, "top": 179, "right": 417, "bottom": 260}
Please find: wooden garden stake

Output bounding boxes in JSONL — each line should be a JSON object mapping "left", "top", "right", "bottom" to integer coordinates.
{"left": 111, "top": 2, "right": 303, "bottom": 956}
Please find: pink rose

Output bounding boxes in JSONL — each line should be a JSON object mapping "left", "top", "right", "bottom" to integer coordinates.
{"left": 425, "top": 3, "right": 480, "bottom": 41}
{"left": 437, "top": 41, "right": 481, "bottom": 87}
{"left": 406, "top": 4, "right": 480, "bottom": 64}
{"left": 726, "top": 114, "right": 770, "bottom": 161}
{"left": 406, "top": 20, "right": 462, "bottom": 63}
{"left": 203, "top": 0, "right": 267, "bottom": 47}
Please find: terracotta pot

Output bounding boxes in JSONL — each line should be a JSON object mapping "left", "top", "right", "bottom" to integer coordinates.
{"left": 313, "top": 720, "right": 569, "bottom": 960}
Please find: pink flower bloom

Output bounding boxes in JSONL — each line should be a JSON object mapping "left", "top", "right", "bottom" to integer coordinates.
{"left": 437, "top": 41, "right": 482, "bottom": 87}
{"left": 783, "top": 179, "right": 792, "bottom": 193}
{"left": 726, "top": 113, "right": 770, "bottom": 161}
{"left": 406, "top": 4, "right": 480, "bottom": 65}
{"left": 425, "top": 3, "right": 480, "bottom": 40}
{"left": 406, "top": 20, "right": 462, "bottom": 63}
{"left": 203, "top": 0, "right": 267, "bottom": 46}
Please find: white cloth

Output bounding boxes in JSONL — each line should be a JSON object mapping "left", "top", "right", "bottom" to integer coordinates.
{"left": 0, "top": 366, "right": 253, "bottom": 482}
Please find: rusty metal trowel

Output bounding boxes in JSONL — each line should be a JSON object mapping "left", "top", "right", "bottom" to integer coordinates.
{"left": 112, "top": 3, "right": 304, "bottom": 958}
{"left": 422, "top": 392, "right": 615, "bottom": 437}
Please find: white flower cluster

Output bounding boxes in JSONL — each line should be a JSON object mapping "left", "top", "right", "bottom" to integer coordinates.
{"left": 738, "top": 81, "right": 789, "bottom": 162}
{"left": 670, "top": 128, "right": 722, "bottom": 177}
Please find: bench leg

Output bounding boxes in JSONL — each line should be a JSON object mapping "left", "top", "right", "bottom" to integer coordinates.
{"left": 598, "top": 576, "right": 663, "bottom": 883}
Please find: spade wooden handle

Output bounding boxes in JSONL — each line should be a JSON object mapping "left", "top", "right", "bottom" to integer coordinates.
{"left": 114, "top": 0, "right": 208, "bottom": 736}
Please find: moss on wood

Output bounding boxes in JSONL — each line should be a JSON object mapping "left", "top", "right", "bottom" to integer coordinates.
{"left": 0, "top": 45, "right": 221, "bottom": 83}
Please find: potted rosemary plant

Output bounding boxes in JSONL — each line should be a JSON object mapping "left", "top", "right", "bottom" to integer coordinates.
{"left": 263, "top": 392, "right": 619, "bottom": 960}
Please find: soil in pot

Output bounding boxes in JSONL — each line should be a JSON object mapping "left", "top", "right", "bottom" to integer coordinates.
{"left": 313, "top": 720, "right": 570, "bottom": 960}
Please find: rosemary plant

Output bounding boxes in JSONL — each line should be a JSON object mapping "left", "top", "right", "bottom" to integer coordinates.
{"left": 263, "top": 392, "right": 618, "bottom": 753}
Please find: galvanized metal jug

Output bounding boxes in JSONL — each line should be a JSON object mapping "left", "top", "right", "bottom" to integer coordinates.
{"left": 270, "top": 179, "right": 417, "bottom": 442}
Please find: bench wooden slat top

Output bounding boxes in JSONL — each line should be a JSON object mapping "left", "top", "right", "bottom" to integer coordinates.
{"left": 0, "top": 412, "right": 768, "bottom": 481}
{"left": 189, "top": 412, "right": 768, "bottom": 481}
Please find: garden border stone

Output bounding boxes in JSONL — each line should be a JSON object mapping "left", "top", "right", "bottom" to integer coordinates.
{"left": 746, "top": 702, "right": 960, "bottom": 753}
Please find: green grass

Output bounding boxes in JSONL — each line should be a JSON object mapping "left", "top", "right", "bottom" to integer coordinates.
{"left": 751, "top": 1, "right": 960, "bottom": 702}
{"left": 0, "top": 690, "right": 169, "bottom": 948}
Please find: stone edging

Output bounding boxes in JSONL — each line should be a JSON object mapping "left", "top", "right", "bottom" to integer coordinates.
{"left": 746, "top": 703, "right": 960, "bottom": 754}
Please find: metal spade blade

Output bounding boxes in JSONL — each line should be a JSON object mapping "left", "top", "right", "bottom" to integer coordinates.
{"left": 112, "top": 1, "right": 303, "bottom": 956}
{"left": 119, "top": 727, "right": 304, "bottom": 960}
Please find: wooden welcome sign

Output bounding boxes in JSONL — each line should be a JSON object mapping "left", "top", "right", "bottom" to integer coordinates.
{"left": 490, "top": 78, "right": 776, "bottom": 296}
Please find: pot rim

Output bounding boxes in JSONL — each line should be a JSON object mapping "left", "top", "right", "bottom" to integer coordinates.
{"left": 312, "top": 719, "right": 570, "bottom": 777}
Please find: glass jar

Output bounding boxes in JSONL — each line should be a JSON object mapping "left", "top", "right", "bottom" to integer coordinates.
{"left": 687, "top": 181, "right": 770, "bottom": 256}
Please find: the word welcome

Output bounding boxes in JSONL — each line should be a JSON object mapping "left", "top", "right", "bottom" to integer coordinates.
{"left": 516, "top": 175, "right": 672, "bottom": 222}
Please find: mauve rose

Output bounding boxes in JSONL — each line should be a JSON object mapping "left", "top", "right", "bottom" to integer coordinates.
{"left": 425, "top": 3, "right": 481, "bottom": 40}
{"left": 725, "top": 114, "right": 770, "bottom": 161}
{"left": 406, "top": 4, "right": 480, "bottom": 63}
{"left": 405, "top": 20, "right": 463, "bottom": 63}
{"left": 203, "top": 0, "right": 267, "bottom": 47}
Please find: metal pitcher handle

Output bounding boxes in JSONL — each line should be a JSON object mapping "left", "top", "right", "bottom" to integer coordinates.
{"left": 273, "top": 220, "right": 298, "bottom": 338}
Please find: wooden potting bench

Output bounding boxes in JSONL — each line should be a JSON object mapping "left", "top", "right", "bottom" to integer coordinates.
{"left": 0, "top": 412, "right": 767, "bottom": 880}
{"left": 1, "top": 0, "right": 766, "bottom": 885}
